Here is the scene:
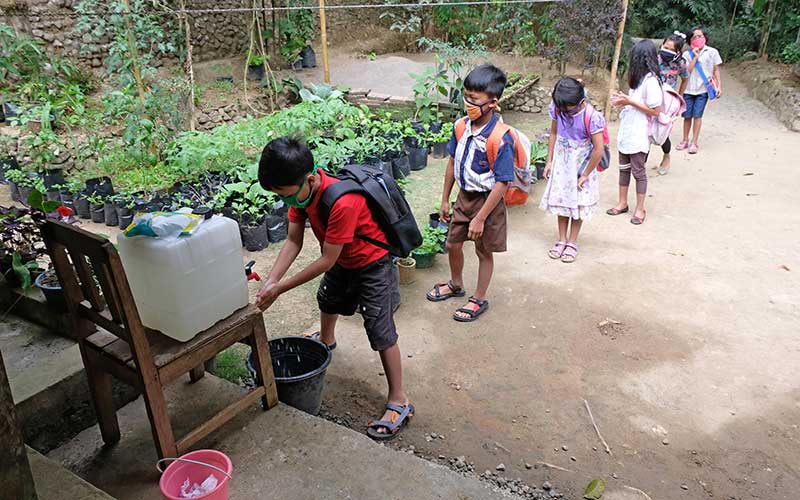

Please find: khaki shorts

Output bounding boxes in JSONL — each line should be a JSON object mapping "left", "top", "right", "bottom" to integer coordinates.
{"left": 447, "top": 190, "right": 507, "bottom": 253}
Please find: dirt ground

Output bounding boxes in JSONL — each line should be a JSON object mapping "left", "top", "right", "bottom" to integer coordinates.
{"left": 5, "top": 54, "right": 799, "bottom": 499}
{"left": 246, "top": 68, "right": 800, "bottom": 500}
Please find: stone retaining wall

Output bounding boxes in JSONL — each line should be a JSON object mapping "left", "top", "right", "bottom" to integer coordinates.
{"left": 501, "top": 81, "right": 550, "bottom": 114}
{"left": 735, "top": 60, "right": 800, "bottom": 132}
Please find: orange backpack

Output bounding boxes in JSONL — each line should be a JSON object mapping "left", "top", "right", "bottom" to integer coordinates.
{"left": 453, "top": 117, "right": 532, "bottom": 206}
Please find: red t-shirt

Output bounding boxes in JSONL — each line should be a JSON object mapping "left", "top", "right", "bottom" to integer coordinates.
{"left": 288, "top": 169, "right": 388, "bottom": 269}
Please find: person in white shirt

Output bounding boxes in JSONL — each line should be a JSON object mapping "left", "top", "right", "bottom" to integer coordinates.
{"left": 678, "top": 26, "right": 723, "bottom": 154}
{"left": 607, "top": 40, "right": 663, "bottom": 226}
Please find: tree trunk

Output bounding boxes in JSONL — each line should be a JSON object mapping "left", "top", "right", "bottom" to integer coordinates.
{"left": 120, "top": 0, "right": 147, "bottom": 106}
{"left": 0, "top": 351, "right": 38, "bottom": 500}
{"left": 606, "top": 0, "right": 629, "bottom": 119}
{"left": 758, "top": 0, "right": 777, "bottom": 59}
{"left": 179, "top": 0, "right": 196, "bottom": 131}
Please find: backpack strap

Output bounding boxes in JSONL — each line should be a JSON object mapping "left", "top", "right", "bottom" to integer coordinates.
{"left": 453, "top": 117, "right": 469, "bottom": 142}
{"left": 485, "top": 122, "right": 516, "bottom": 170}
{"left": 583, "top": 105, "right": 593, "bottom": 138}
{"left": 318, "top": 177, "right": 397, "bottom": 255}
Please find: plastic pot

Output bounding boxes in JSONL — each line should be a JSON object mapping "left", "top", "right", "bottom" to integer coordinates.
{"left": 247, "top": 64, "right": 265, "bottom": 80}
{"left": 301, "top": 46, "right": 317, "bottom": 68}
{"left": 90, "top": 203, "right": 105, "bottom": 223}
{"left": 392, "top": 155, "right": 411, "bottom": 179}
{"left": 103, "top": 201, "right": 118, "bottom": 227}
{"left": 240, "top": 221, "right": 269, "bottom": 251}
{"left": 85, "top": 176, "right": 114, "bottom": 197}
{"left": 46, "top": 190, "right": 61, "bottom": 202}
{"left": 59, "top": 190, "right": 75, "bottom": 212}
{"left": 8, "top": 180, "right": 20, "bottom": 202}
{"left": 18, "top": 185, "right": 34, "bottom": 205}
{"left": 411, "top": 250, "right": 436, "bottom": 269}
{"left": 35, "top": 269, "right": 67, "bottom": 313}
{"left": 397, "top": 258, "right": 416, "bottom": 285}
{"left": 292, "top": 59, "right": 303, "bottom": 71}
{"left": 0, "top": 156, "right": 19, "bottom": 184}
{"left": 74, "top": 196, "right": 91, "bottom": 219}
{"left": 2, "top": 102, "right": 19, "bottom": 121}
{"left": 407, "top": 146, "right": 429, "bottom": 171}
{"left": 118, "top": 214, "right": 134, "bottom": 230}
{"left": 266, "top": 214, "right": 288, "bottom": 243}
{"left": 534, "top": 161, "right": 546, "bottom": 181}
{"left": 43, "top": 170, "right": 65, "bottom": 189}
{"left": 431, "top": 142, "right": 448, "bottom": 159}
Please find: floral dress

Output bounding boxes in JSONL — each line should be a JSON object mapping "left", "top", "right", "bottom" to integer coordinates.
{"left": 539, "top": 103, "right": 605, "bottom": 220}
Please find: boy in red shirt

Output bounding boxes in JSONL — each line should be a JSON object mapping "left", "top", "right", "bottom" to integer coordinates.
{"left": 255, "top": 137, "right": 413, "bottom": 440}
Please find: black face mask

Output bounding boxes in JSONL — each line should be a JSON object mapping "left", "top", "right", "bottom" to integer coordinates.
{"left": 660, "top": 49, "right": 678, "bottom": 64}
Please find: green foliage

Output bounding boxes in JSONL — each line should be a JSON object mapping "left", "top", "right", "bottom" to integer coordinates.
{"left": 417, "top": 37, "right": 489, "bottom": 107}
{"left": 299, "top": 83, "right": 344, "bottom": 102}
{"left": 411, "top": 67, "right": 449, "bottom": 123}
{"left": 415, "top": 225, "right": 447, "bottom": 254}
{"left": 530, "top": 142, "right": 548, "bottom": 164}
{"left": 280, "top": 3, "right": 314, "bottom": 65}
{"left": 247, "top": 51, "right": 268, "bottom": 67}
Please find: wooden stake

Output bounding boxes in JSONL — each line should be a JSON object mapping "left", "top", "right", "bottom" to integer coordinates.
{"left": 179, "top": 0, "right": 196, "bottom": 131}
{"left": 605, "top": 0, "right": 629, "bottom": 119}
{"left": 319, "top": 0, "right": 330, "bottom": 84}
{"left": 121, "top": 0, "right": 147, "bottom": 106}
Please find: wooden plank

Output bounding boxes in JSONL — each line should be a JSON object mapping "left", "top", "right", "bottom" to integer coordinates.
{"left": 94, "top": 256, "right": 124, "bottom": 324}
{"left": 175, "top": 388, "right": 266, "bottom": 455}
{"left": 80, "top": 306, "right": 129, "bottom": 341}
{"left": 251, "top": 318, "right": 279, "bottom": 409}
{"left": 73, "top": 254, "right": 105, "bottom": 312}
{"left": 79, "top": 344, "right": 121, "bottom": 445}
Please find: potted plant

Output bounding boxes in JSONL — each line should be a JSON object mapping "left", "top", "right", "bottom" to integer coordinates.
{"left": 247, "top": 51, "right": 267, "bottom": 81}
{"left": 0, "top": 134, "right": 18, "bottom": 184}
{"left": 103, "top": 195, "right": 119, "bottom": 227}
{"left": 397, "top": 256, "right": 416, "bottom": 285}
{"left": 300, "top": 45, "right": 316, "bottom": 68}
{"left": 116, "top": 194, "right": 137, "bottom": 229}
{"left": 35, "top": 267, "right": 66, "bottom": 312}
{"left": 411, "top": 226, "right": 447, "bottom": 269}
{"left": 429, "top": 122, "right": 453, "bottom": 159}
{"left": 280, "top": 7, "right": 314, "bottom": 70}
{"left": 87, "top": 193, "right": 106, "bottom": 223}
{"left": 530, "top": 141, "right": 548, "bottom": 180}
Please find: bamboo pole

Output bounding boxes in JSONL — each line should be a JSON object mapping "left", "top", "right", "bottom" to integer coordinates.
{"left": 121, "top": 0, "right": 147, "bottom": 106}
{"left": 179, "top": 0, "right": 196, "bottom": 131}
{"left": 319, "top": 0, "right": 330, "bottom": 84}
{"left": 605, "top": 0, "right": 629, "bottom": 119}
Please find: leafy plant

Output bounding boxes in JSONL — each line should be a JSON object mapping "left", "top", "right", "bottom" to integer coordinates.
{"left": 247, "top": 51, "right": 268, "bottom": 67}
{"left": 530, "top": 142, "right": 548, "bottom": 164}
{"left": 279, "top": 4, "right": 314, "bottom": 65}
{"left": 415, "top": 225, "right": 447, "bottom": 254}
{"left": 299, "top": 83, "right": 344, "bottom": 102}
{"left": 410, "top": 67, "right": 448, "bottom": 123}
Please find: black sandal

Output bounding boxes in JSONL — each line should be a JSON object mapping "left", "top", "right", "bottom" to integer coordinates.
{"left": 426, "top": 280, "right": 466, "bottom": 302}
{"left": 366, "top": 403, "right": 415, "bottom": 441}
{"left": 453, "top": 297, "right": 489, "bottom": 322}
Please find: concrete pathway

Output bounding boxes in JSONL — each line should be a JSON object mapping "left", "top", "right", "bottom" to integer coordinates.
{"left": 49, "top": 374, "right": 524, "bottom": 500}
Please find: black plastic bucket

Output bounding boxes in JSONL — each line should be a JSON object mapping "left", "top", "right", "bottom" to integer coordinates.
{"left": 266, "top": 337, "right": 332, "bottom": 415}
{"left": 407, "top": 146, "right": 429, "bottom": 171}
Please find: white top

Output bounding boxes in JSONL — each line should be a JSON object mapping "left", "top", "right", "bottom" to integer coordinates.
{"left": 683, "top": 47, "right": 723, "bottom": 95}
{"left": 618, "top": 73, "right": 663, "bottom": 155}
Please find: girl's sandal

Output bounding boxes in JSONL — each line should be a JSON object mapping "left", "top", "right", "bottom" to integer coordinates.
{"left": 606, "top": 206, "right": 629, "bottom": 216}
{"left": 676, "top": 141, "right": 690, "bottom": 151}
{"left": 548, "top": 241, "right": 567, "bottom": 259}
{"left": 630, "top": 211, "right": 647, "bottom": 225}
{"left": 561, "top": 243, "right": 578, "bottom": 263}
{"left": 688, "top": 143, "right": 699, "bottom": 154}
{"left": 453, "top": 297, "right": 489, "bottom": 323}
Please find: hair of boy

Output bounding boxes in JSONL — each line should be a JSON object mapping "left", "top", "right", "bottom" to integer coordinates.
{"left": 551, "top": 77, "right": 585, "bottom": 113}
{"left": 664, "top": 32, "right": 686, "bottom": 53}
{"left": 258, "top": 136, "right": 314, "bottom": 190}
{"left": 688, "top": 26, "right": 707, "bottom": 42}
{"left": 463, "top": 64, "right": 508, "bottom": 99}
{"left": 628, "top": 39, "right": 661, "bottom": 90}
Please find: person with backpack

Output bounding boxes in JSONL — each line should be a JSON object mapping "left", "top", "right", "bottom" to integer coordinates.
{"left": 656, "top": 32, "right": 690, "bottom": 175}
{"left": 607, "top": 39, "right": 663, "bottom": 225}
{"left": 255, "top": 136, "right": 414, "bottom": 440}
{"left": 426, "top": 64, "right": 515, "bottom": 322}
{"left": 539, "top": 77, "right": 606, "bottom": 263}
{"left": 678, "top": 26, "right": 723, "bottom": 155}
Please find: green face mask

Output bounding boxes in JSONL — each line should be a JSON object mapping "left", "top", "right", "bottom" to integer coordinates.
{"left": 279, "top": 165, "right": 318, "bottom": 208}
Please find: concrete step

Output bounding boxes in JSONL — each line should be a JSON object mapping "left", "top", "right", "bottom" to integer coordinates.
{"left": 49, "top": 373, "right": 524, "bottom": 500}
{"left": 1, "top": 314, "right": 137, "bottom": 452}
{"left": 29, "top": 446, "right": 116, "bottom": 500}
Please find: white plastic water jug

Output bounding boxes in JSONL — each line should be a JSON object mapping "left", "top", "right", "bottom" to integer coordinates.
{"left": 117, "top": 215, "right": 249, "bottom": 342}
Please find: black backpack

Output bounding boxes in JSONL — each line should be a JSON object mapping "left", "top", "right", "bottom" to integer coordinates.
{"left": 318, "top": 165, "right": 422, "bottom": 258}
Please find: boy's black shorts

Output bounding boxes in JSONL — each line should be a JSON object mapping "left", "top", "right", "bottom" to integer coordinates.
{"left": 317, "top": 255, "right": 398, "bottom": 351}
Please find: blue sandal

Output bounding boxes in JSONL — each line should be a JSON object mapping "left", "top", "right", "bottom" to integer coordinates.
{"left": 367, "top": 403, "right": 415, "bottom": 441}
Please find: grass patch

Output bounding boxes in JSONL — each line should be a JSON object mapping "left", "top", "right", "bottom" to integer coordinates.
{"left": 214, "top": 344, "right": 251, "bottom": 385}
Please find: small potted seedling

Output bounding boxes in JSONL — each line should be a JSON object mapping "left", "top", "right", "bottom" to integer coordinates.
{"left": 411, "top": 226, "right": 447, "bottom": 269}
{"left": 397, "top": 256, "right": 416, "bottom": 285}
{"left": 87, "top": 193, "right": 106, "bottom": 223}
{"left": 530, "top": 141, "right": 548, "bottom": 181}
{"left": 35, "top": 267, "right": 66, "bottom": 312}
{"left": 247, "top": 52, "right": 267, "bottom": 80}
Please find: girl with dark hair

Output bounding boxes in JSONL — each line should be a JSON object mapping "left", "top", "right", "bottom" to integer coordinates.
{"left": 607, "top": 40, "right": 663, "bottom": 225}
{"left": 656, "top": 31, "right": 690, "bottom": 175}
{"left": 678, "top": 26, "right": 723, "bottom": 155}
{"left": 539, "top": 77, "right": 606, "bottom": 262}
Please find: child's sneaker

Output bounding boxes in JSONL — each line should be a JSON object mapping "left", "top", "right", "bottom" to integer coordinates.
{"left": 676, "top": 141, "right": 689, "bottom": 151}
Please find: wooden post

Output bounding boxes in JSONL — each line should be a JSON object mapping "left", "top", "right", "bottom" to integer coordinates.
{"left": 318, "top": 0, "right": 330, "bottom": 84}
{"left": 605, "top": 0, "right": 629, "bottom": 119}
{"left": 179, "top": 0, "right": 196, "bottom": 131}
{"left": 121, "top": 0, "right": 147, "bottom": 106}
{"left": 0, "top": 350, "right": 38, "bottom": 500}
{"left": 758, "top": 0, "right": 777, "bottom": 59}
